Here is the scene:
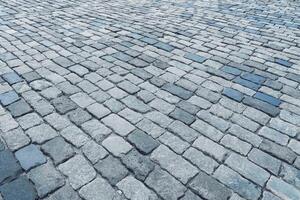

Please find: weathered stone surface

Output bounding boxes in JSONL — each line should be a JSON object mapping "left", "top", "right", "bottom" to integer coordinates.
{"left": 28, "top": 163, "right": 65, "bottom": 197}
{"left": 145, "top": 167, "right": 186, "bottom": 200}
{"left": 45, "top": 184, "right": 81, "bottom": 200}
{"left": 102, "top": 114, "right": 135, "bottom": 136}
{"left": 117, "top": 176, "right": 158, "bottom": 200}
{"left": 214, "top": 165, "right": 261, "bottom": 200}
{"left": 189, "top": 171, "right": 232, "bottom": 200}
{"left": 79, "top": 177, "right": 118, "bottom": 200}
{"left": 128, "top": 129, "right": 159, "bottom": 154}
{"left": 0, "top": 176, "right": 37, "bottom": 200}
{"left": 94, "top": 155, "right": 128, "bottom": 185}
{"left": 15, "top": 144, "right": 46, "bottom": 171}
{"left": 267, "top": 176, "right": 300, "bottom": 200}
{"left": 151, "top": 145, "right": 198, "bottom": 184}
{"left": 102, "top": 135, "right": 132, "bottom": 156}
{"left": 41, "top": 137, "right": 74, "bottom": 165}
{"left": 121, "top": 149, "right": 155, "bottom": 181}
{"left": 0, "top": 150, "right": 22, "bottom": 183}
{"left": 58, "top": 155, "right": 96, "bottom": 189}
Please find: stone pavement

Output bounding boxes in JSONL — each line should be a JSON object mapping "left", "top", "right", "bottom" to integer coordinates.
{"left": 0, "top": 0, "right": 300, "bottom": 199}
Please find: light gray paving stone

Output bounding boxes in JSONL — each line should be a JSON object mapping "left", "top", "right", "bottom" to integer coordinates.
{"left": 187, "top": 95, "right": 212, "bottom": 109}
{"left": 119, "top": 108, "right": 143, "bottom": 124}
{"left": 159, "top": 132, "right": 189, "bottom": 154}
{"left": 260, "top": 139, "right": 297, "bottom": 164}
{"left": 108, "top": 87, "right": 128, "bottom": 99}
{"left": 248, "top": 148, "right": 281, "bottom": 175}
{"left": 221, "top": 134, "right": 252, "bottom": 156}
{"left": 102, "top": 114, "right": 135, "bottom": 136}
{"left": 262, "top": 191, "right": 281, "bottom": 200}
{"left": 193, "top": 135, "right": 229, "bottom": 162}
{"left": 28, "top": 163, "right": 65, "bottom": 197}
{"left": 258, "top": 126, "right": 289, "bottom": 145}
{"left": 149, "top": 98, "right": 175, "bottom": 114}
{"left": 26, "top": 123, "right": 58, "bottom": 144}
{"left": 209, "top": 104, "right": 233, "bottom": 119}
{"left": 87, "top": 103, "right": 111, "bottom": 119}
{"left": 228, "top": 124, "right": 262, "bottom": 147}
{"left": 280, "top": 163, "right": 300, "bottom": 189}
{"left": 243, "top": 107, "right": 270, "bottom": 125}
{"left": 231, "top": 113, "right": 260, "bottom": 132}
{"left": 137, "top": 118, "right": 165, "bottom": 138}
{"left": 180, "top": 190, "right": 203, "bottom": 200}
{"left": 60, "top": 125, "right": 89, "bottom": 147}
{"left": 183, "top": 147, "right": 218, "bottom": 174}
{"left": 17, "top": 113, "right": 43, "bottom": 130}
{"left": 45, "top": 113, "right": 70, "bottom": 130}
{"left": 70, "top": 92, "right": 95, "bottom": 108}
{"left": 151, "top": 145, "right": 198, "bottom": 184}
{"left": 79, "top": 177, "right": 119, "bottom": 200}
{"left": 145, "top": 111, "right": 172, "bottom": 128}
{"left": 122, "top": 95, "right": 151, "bottom": 113}
{"left": 117, "top": 176, "right": 158, "bottom": 200}
{"left": 288, "top": 139, "right": 300, "bottom": 155}
{"left": 214, "top": 165, "right": 261, "bottom": 200}
{"left": 82, "top": 140, "right": 108, "bottom": 164}
{"left": 269, "top": 118, "right": 299, "bottom": 137}
{"left": 81, "top": 119, "right": 111, "bottom": 142}
{"left": 225, "top": 153, "right": 270, "bottom": 186}
{"left": 197, "top": 110, "right": 230, "bottom": 132}
{"left": 45, "top": 184, "right": 81, "bottom": 200}
{"left": 58, "top": 155, "right": 96, "bottom": 190}
{"left": 0, "top": 114, "right": 18, "bottom": 132}
{"left": 189, "top": 171, "right": 232, "bottom": 200}
{"left": 168, "top": 120, "right": 199, "bottom": 142}
{"left": 191, "top": 119, "right": 224, "bottom": 142}
{"left": 1, "top": 128, "right": 30, "bottom": 151}
{"left": 266, "top": 176, "right": 300, "bottom": 200}
{"left": 145, "top": 167, "right": 186, "bottom": 200}
{"left": 102, "top": 135, "right": 132, "bottom": 156}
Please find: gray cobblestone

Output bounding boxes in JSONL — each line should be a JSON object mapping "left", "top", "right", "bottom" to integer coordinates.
{"left": 1, "top": 0, "right": 300, "bottom": 199}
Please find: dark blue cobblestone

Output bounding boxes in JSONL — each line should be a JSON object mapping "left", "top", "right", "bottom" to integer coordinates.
{"left": 241, "top": 73, "right": 266, "bottom": 85}
{"left": 275, "top": 58, "right": 293, "bottom": 67}
{"left": 233, "top": 77, "right": 260, "bottom": 91}
{"left": 254, "top": 92, "right": 281, "bottom": 107}
{"left": 184, "top": 53, "right": 206, "bottom": 63}
{"left": 222, "top": 87, "right": 244, "bottom": 102}
{"left": 221, "top": 66, "right": 242, "bottom": 76}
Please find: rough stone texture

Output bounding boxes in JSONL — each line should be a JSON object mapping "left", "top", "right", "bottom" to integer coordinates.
{"left": 151, "top": 145, "right": 198, "bottom": 184}
{"left": 189, "top": 171, "right": 232, "bottom": 200}
{"left": 41, "top": 137, "right": 74, "bottom": 165}
{"left": 58, "top": 155, "right": 96, "bottom": 189}
{"left": 102, "top": 135, "right": 132, "bottom": 156}
{"left": 102, "top": 114, "right": 135, "bottom": 136}
{"left": 128, "top": 129, "right": 159, "bottom": 154}
{"left": 15, "top": 144, "right": 46, "bottom": 171}
{"left": 145, "top": 167, "right": 186, "bottom": 200}
{"left": 117, "top": 176, "right": 158, "bottom": 200}
{"left": 0, "top": 0, "right": 300, "bottom": 199}
{"left": 0, "top": 176, "right": 37, "bottom": 200}
{"left": 0, "top": 150, "right": 22, "bottom": 183}
{"left": 121, "top": 149, "right": 155, "bottom": 181}
{"left": 79, "top": 177, "right": 119, "bottom": 200}
{"left": 28, "top": 163, "right": 65, "bottom": 197}
{"left": 94, "top": 155, "right": 128, "bottom": 185}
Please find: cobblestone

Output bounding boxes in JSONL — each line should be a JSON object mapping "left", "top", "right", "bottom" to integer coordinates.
{"left": 0, "top": 0, "right": 300, "bottom": 199}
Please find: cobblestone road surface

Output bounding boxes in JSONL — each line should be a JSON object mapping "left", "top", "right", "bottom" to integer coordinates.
{"left": 0, "top": 0, "right": 300, "bottom": 199}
